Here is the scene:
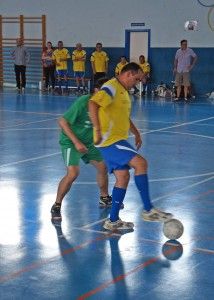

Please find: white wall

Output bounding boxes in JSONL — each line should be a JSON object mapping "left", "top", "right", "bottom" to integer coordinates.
{"left": 1, "top": 0, "right": 214, "bottom": 47}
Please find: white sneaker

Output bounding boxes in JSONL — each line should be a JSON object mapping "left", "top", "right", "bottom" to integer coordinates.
{"left": 142, "top": 208, "right": 173, "bottom": 222}
{"left": 103, "top": 218, "right": 134, "bottom": 231}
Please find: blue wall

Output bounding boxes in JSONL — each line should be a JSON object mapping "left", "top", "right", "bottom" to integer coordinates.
{"left": 69, "top": 47, "right": 214, "bottom": 95}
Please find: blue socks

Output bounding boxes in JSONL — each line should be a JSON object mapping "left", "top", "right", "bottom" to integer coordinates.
{"left": 110, "top": 187, "right": 126, "bottom": 222}
{"left": 134, "top": 174, "right": 153, "bottom": 211}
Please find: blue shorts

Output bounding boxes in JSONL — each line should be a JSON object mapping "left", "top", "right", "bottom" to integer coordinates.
{"left": 56, "top": 70, "right": 68, "bottom": 77}
{"left": 74, "top": 71, "right": 85, "bottom": 78}
{"left": 98, "top": 140, "right": 138, "bottom": 173}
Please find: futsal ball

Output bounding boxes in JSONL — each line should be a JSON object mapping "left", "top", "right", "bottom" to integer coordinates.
{"left": 163, "top": 219, "right": 184, "bottom": 240}
{"left": 162, "top": 240, "right": 183, "bottom": 260}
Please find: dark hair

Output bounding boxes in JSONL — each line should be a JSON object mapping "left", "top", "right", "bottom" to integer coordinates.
{"left": 139, "top": 55, "right": 145, "bottom": 59}
{"left": 93, "top": 77, "right": 109, "bottom": 90}
{"left": 120, "top": 62, "right": 141, "bottom": 74}
{"left": 96, "top": 42, "right": 102, "bottom": 47}
{"left": 58, "top": 41, "right": 63, "bottom": 44}
{"left": 180, "top": 39, "right": 187, "bottom": 44}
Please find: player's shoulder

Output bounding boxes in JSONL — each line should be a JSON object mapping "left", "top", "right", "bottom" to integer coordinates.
{"left": 101, "top": 78, "right": 117, "bottom": 97}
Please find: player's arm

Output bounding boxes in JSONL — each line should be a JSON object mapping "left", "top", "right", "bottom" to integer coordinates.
{"left": 188, "top": 54, "right": 197, "bottom": 71}
{"left": 173, "top": 55, "right": 178, "bottom": 73}
{"left": 58, "top": 117, "right": 88, "bottom": 153}
{"left": 88, "top": 101, "right": 102, "bottom": 145}
{"left": 105, "top": 55, "right": 109, "bottom": 74}
{"left": 90, "top": 55, "right": 96, "bottom": 74}
{"left": 129, "top": 119, "right": 142, "bottom": 150}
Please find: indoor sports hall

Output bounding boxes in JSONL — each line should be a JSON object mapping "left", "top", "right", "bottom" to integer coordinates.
{"left": 0, "top": 1, "right": 214, "bottom": 300}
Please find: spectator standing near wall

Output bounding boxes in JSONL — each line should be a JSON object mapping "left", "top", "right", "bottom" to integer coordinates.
{"left": 42, "top": 41, "right": 55, "bottom": 91}
{"left": 72, "top": 43, "right": 87, "bottom": 95}
{"left": 173, "top": 40, "right": 197, "bottom": 101}
{"left": 52, "top": 41, "right": 70, "bottom": 95}
{"left": 11, "top": 38, "right": 30, "bottom": 92}
{"left": 90, "top": 42, "right": 109, "bottom": 86}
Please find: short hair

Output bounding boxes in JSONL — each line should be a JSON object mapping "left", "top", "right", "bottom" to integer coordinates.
{"left": 58, "top": 41, "right": 63, "bottom": 45}
{"left": 120, "top": 62, "right": 141, "bottom": 74}
{"left": 139, "top": 55, "right": 145, "bottom": 60}
{"left": 181, "top": 39, "right": 187, "bottom": 44}
{"left": 94, "top": 77, "right": 109, "bottom": 89}
{"left": 96, "top": 42, "right": 102, "bottom": 47}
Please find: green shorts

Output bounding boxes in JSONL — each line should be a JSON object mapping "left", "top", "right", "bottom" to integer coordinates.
{"left": 61, "top": 144, "right": 103, "bottom": 166}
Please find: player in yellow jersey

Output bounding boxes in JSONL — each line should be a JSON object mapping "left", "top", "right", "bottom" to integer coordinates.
{"left": 115, "top": 56, "right": 128, "bottom": 76}
{"left": 90, "top": 42, "right": 109, "bottom": 86}
{"left": 89, "top": 63, "right": 172, "bottom": 231}
{"left": 52, "top": 41, "right": 71, "bottom": 95}
{"left": 72, "top": 43, "right": 87, "bottom": 95}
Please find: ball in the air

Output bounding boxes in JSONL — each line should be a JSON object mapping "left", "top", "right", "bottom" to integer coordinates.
{"left": 163, "top": 218, "right": 184, "bottom": 240}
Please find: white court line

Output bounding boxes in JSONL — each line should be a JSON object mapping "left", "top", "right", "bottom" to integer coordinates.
{"left": 193, "top": 247, "right": 214, "bottom": 255}
{"left": 152, "top": 175, "right": 214, "bottom": 202}
{"left": 73, "top": 226, "right": 121, "bottom": 237}
{"left": 138, "top": 116, "right": 214, "bottom": 135}
{"left": 0, "top": 109, "right": 61, "bottom": 116}
{"left": 0, "top": 127, "right": 59, "bottom": 132}
{"left": 81, "top": 175, "right": 214, "bottom": 229}
{"left": 1, "top": 171, "right": 214, "bottom": 184}
{"left": 0, "top": 117, "right": 58, "bottom": 129}
{"left": 0, "top": 152, "right": 60, "bottom": 168}
{"left": 82, "top": 218, "right": 108, "bottom": 228}
{"left": 160, "top": 130, "right": 214, "bottom": 140}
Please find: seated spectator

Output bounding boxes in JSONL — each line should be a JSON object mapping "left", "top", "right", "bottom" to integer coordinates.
{"left": 42, "top": 41, "right": 55, "bottom": 91}
{"left": 115, "top": 56, "right": 128, "bottom": 76}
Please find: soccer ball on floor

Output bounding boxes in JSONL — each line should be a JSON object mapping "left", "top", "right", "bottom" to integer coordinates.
{"left": 163, "top": 218, "right": 184, "bottom": 240}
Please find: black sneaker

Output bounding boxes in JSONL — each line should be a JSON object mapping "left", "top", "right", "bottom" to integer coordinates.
{"left": 99, "top": 196, "right": 124, "bottom": 209}
{"left": 99, "top": 195, "right": 112, "bottom": 208}
{"left": 51, "top": 203, "right": 62, "bottom": 220}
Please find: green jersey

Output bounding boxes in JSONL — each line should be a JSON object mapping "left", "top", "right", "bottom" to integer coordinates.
{"left": 59, "top": 95, "right": 93, "bottom": 148}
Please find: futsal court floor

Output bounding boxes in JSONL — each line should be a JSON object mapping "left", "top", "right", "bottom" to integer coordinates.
{"left": 0, "top": 89, "right": 213, "bottom": 300}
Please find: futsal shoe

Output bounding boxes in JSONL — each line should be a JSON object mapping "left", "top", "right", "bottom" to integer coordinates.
{"left": 51, "top": 203, "right": 62, "bottom": 220}
{"left": 103, "top": 218, "right": 134, "bottom": 231}
{"left": 99, "top": 195, "right": 124, "bottom": 209}
{"left": 142, "top": 208, "right": 173, "bottom": 222}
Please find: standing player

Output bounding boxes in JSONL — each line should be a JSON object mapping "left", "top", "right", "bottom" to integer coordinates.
{"left": 89, "top": 62, "right": 173, "bottom": 230}
{"left": 90, "top": 42, "right": 109, "bottom": 86}
{"left": 115, "top": 56, "right": 128, "bottom": 77}
{"left": 72, "top": 43, "right": 87, "bottom": 95}
{"left": 52, "top": 41, "right": 70, "bottom": 95}
{"left": 51, "top": 78, "right": 112, "bottom": 220}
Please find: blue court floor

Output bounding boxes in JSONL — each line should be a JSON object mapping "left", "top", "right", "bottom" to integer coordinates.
{"left": 0, "top": 89, "right": 214, "bottom": 300}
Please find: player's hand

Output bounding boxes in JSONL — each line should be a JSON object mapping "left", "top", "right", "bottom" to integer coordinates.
{"left": 94, "top": 129, "right": 102, "bottom": 145}
{"left": 135, "top": 133, "right": 142, "bottom": 150}
{"left": 74, "top": 141, "right": 88, "bottom": 153}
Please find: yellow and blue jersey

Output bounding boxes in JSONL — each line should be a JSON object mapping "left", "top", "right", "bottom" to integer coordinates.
{"left": 139, "top": 62, "right": 150, "bottom": 74}
{"left": 72, "top": 49, "right": 86, "bottom": 72}
{"left": 90, "top": 51, "right": 109, "bottom": 73}
{"left": 115, "top": 62, "right": 128, "bottom": 76}
{"left": 90, "top": 78, "right": 131, "bottom": 147}
{"left": 52, "top": 48, "right": 70, "bottom": 70}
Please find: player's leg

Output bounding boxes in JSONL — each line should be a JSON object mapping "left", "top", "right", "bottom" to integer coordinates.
{"left": 50, "top": 66, "right": 55, "bottom": 90}
{"left": 90, "top": 160, "right": 112, "bottom": 207}
{"left": 64, "top": 72, "right": 69, "bottom": 93}
{"left": 43, "top": 67, "right": 49, "bottom": 90}
{"left": 104, "top": 169, "right": 134, "bottom": 230}
{"left": 128, "top": 154, "right": 173, "bottom": 221}
{"left": 14, "top": 65, "right": 21, "bottom": 90}
{"left": 174, "top": 72, "right": 182, "bottom": 100}
{"left": 20, "top": 65, "right": 26, "bottom": 90}
{"left": 183, "top": 72, "right": 190, "bottom": 101}
{"left": 81, "top": 73, "right": 86, "bottom": 93}
{"left": 51, "top": 147, "right": 81, "bottom": 219}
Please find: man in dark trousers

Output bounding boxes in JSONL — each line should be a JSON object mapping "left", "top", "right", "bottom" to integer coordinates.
{"left": 11, "top": 38, "right": 30, "bottom": 92}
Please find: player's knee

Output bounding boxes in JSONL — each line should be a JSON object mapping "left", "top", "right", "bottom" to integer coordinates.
{"left": 116, "top": 172, "right": 130, "bottom": 187}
